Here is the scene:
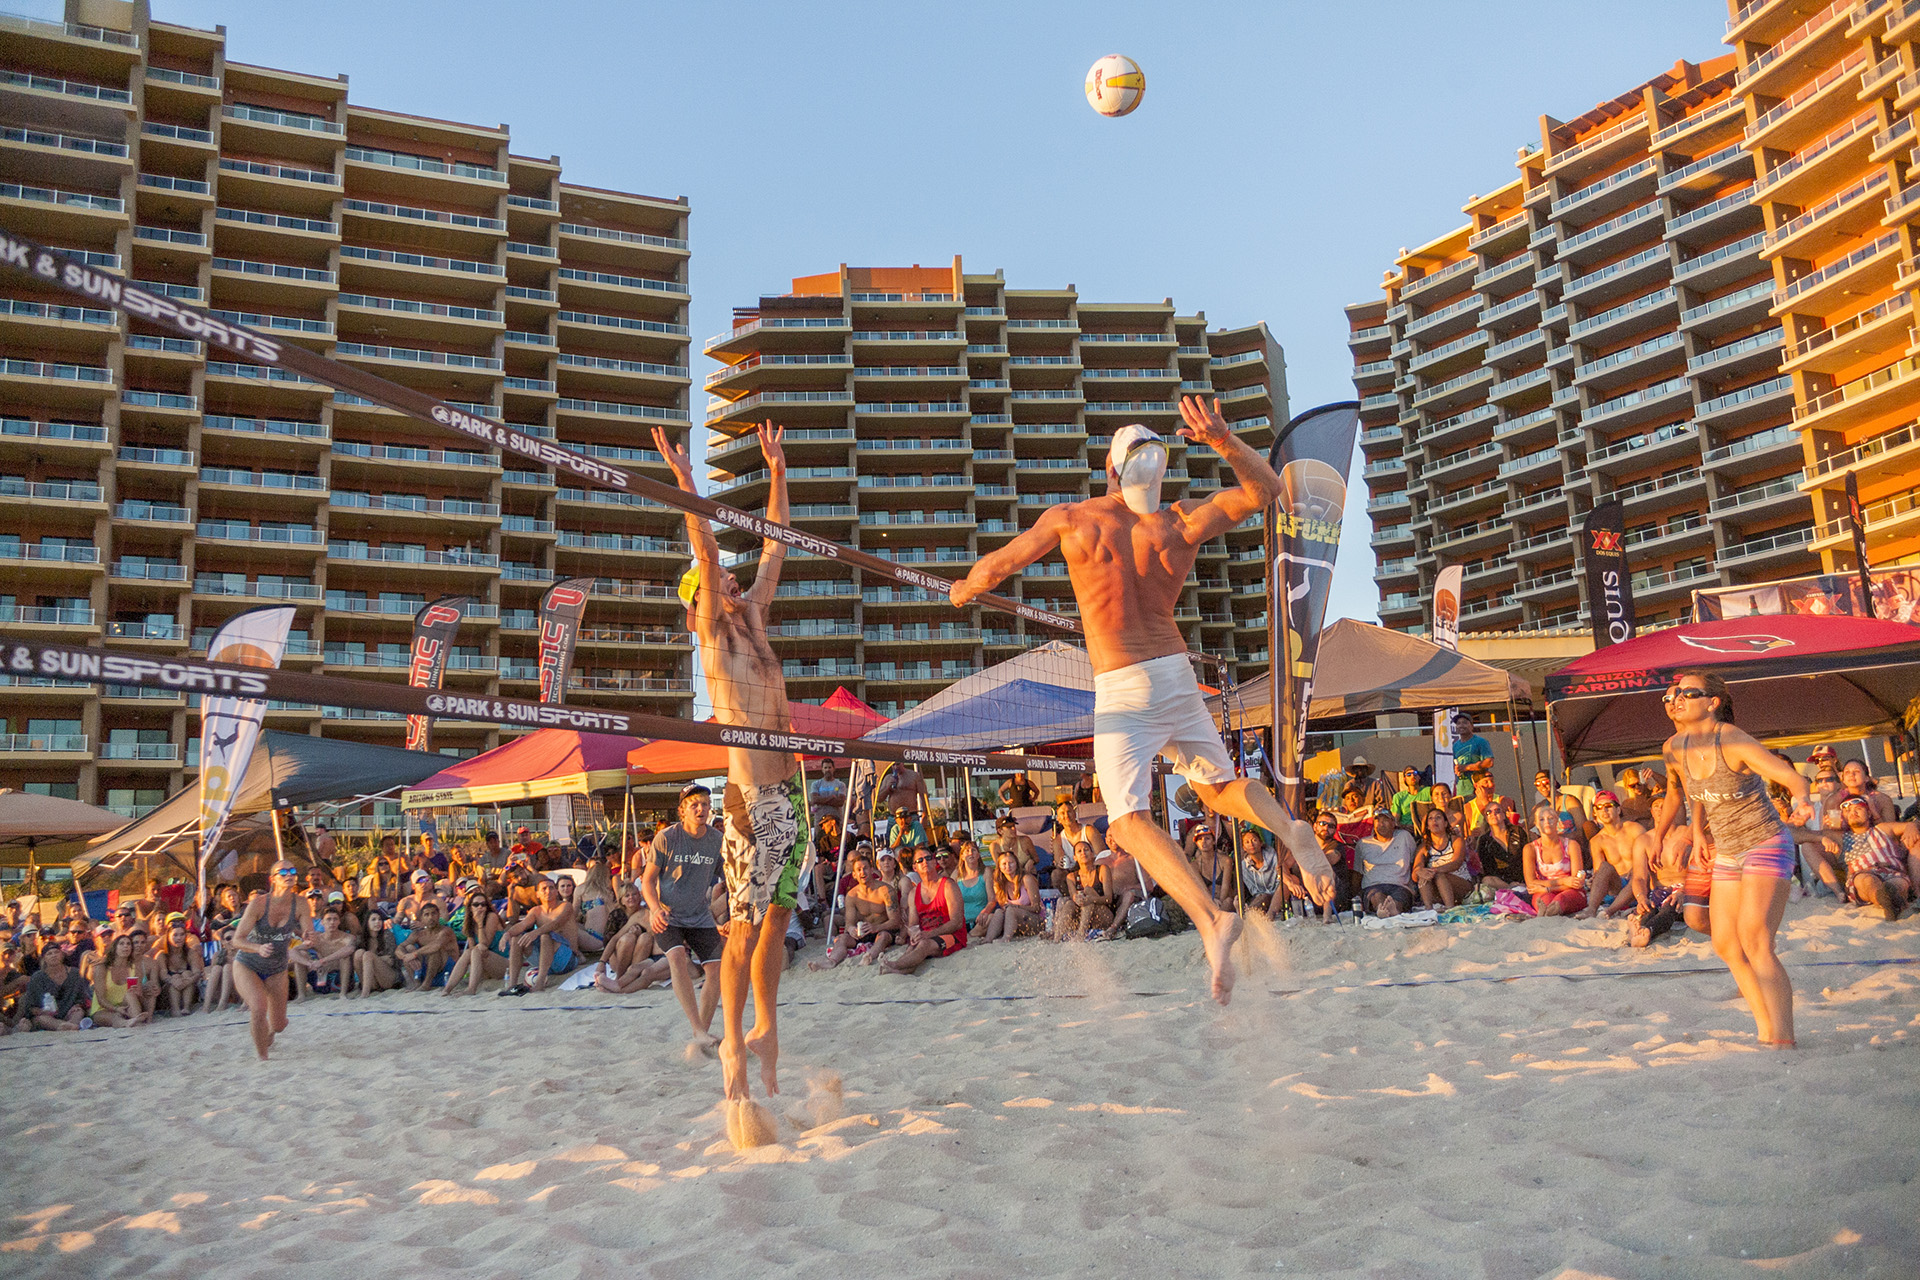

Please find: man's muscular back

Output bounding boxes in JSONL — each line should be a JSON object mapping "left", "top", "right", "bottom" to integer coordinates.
{"left": 692, "top": 592, "right": 793, "bottom": 788}
{"left": 1057, "top": 495, "right": 1210, "bottom": 675}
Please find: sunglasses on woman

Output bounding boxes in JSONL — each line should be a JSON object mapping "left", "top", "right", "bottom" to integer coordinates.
{"left": 1662, "top": 688, "right": 1709, "bottom": 703}
{"left": 273, "top": 868, "right": 299, "bottom": 879}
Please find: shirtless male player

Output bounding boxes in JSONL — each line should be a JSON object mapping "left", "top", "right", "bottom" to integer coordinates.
{"left": 655, "top": 419, "right": 808, "bottom": 1123}
{"left": 951, "top": 395, "right": 1334, "bottom": 1004}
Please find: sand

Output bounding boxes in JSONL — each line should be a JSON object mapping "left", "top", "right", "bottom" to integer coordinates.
{"left": 3, "top": 899, "right": 1916, "bottom": 1278}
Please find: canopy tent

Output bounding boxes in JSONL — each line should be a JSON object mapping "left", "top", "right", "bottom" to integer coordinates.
{"left": 1545, "top": 614, "right": 1920, "bottom": 766}
{"left": 77, "top": 731, "right": 445, "bottom": 881}
{"left": 860, "top": 641, "right": 1095, "bottom": 752}
{"left": 626, "top": 688, "right": 888, "bottom": 780}
{"left": 1206, "top": 618, "right": 1531, "bottom": 730}
{"left": 403, "top": 730, "right": 644, "bottom": 810}
{"left": 0, "top": 789, "right": 124, "bottom": 845}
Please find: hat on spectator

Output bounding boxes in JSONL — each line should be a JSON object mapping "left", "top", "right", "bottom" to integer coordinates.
{"left": 326, "top": 890, "right": 344, "bottom": 902}
{"left": 1349, "top": 755, "right": 1372, "bottom": 770}
{"left": 411, "top": 870, "right": 431, "bottom": 883}
{"left": 1809, "top": 744, "right": 1839, "bottom": 761}
{"left": 1372, "top": 805, "right": 1394, "bottom": 818}
{"left": 1593, "top": 790, "right": 1619, "bottom": 807}
{"left": 515, "top": 825, "right": 533, "bottom": 835}
{"left": 165, "top": 911, "right": 186, "bottom": 924}
{"left": 1838, "top": 794, "right": 1870, "bottom": 812}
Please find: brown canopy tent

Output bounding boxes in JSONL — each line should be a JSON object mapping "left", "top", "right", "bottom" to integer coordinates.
{"left": 1206, "top": 617, "right": 1530, "bottom": 729}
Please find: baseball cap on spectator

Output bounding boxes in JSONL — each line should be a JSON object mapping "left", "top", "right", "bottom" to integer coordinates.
{"left": 411, "top": 870, "right": 431, "bottom": 883}
{"left": 1593, "top": 790, "right": 1619, "bottom": 807}
{"left": 165, "top": 912, "right": 186, "bottom": 925}
{"left": 326, "top": 890, "right": 345, "bottom": 903}
{"left": 1372, "top": 805, "right": 1394, "bottom": 819}
{"left": 1810, "top": 744, "right": 1838, "bottom": 761}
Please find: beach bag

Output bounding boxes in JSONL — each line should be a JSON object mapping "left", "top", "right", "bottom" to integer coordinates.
{"left": 1123, "top": 898, "right": 1173, "bottom": 939}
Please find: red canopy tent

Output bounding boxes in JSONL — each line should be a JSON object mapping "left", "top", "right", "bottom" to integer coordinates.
{"left": 1545, "top": 615, "right": 1920, "bottom": 765}
{"left": 402, "top": 730, "right": 646, "bottom": 809}
{"left": 626, "top": 687, "right": 887, "bottom": 780}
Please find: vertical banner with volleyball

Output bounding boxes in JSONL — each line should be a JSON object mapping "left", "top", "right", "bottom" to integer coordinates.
{"left": 1264, "top": 398, "right": 1361, "bottom": 813}
{"left": 537, "top": 578, "right": 593, "bottom": 705}
{"left": 1846, "top": 472, "right": 1875, "bottom": 618}
{"left": 1429, "top": 564, "right": 1464, "bottom": 788}
{"left": 403, "top": 595, "right": 469, "bottom": 752}
{"left": 1580, "top": 499, "right": 1636, "bottom": 649}
{"left": 196, "top": 605, "right": 296, "bottom": 903}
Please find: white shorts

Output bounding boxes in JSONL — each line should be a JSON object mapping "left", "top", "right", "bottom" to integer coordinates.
{"left": 1092, "top": 653, "right": 1236, "bottom": 818}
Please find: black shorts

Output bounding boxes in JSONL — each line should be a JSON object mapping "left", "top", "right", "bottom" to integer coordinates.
{"left": 1365, "top": 884, "right": 1415, "bottom": 912}
{"left": 656, "top": 924, "right": 724, "bottom": 964}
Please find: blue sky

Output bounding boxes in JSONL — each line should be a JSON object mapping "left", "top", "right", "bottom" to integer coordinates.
{"left": 120, "top": 0, "right": 1727, "bottom": 626}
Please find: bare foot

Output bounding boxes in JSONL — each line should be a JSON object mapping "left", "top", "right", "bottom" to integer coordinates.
{"left": 746, "top": 1023, "right": 779, "bottom": 1094}
{"left": 1575, "top": 905, "right": 1598, "bottom": 919}
{"left": 1627, "top": 922, "right": 1652, "bottom": 949}
{"left": 718, "top": 1036, "right": 752, "bottom": 1102}
{"left": 1198, "top": 910, "right": 1243, "bottom": 1006}
{"left": 1540, "top": 901, "right": 1565, "bottom": 917}
{"left": 725, "top": 1097, "right": 778, "bottom": 1150}
{"left": 688, "top": 1030, "right": 720, "bottom": 1059}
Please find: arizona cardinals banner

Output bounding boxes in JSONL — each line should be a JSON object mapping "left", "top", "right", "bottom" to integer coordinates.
{"left": 537, "top": 578, "right": 592, "bottom": 705}
{"left": 1265, "top": 398, "right": 1361, "bottom": 811}
{"left": 1580, "top": 500, "right": 1635, "bottom": 649}
{"left": 403, "top": 596, "right": 469, "bottom": 752}
{"left": 1430, "top": 564, "right": 1463, "bottom": 787}
{"left": 195, "top": 606, "right": 295, "bottom": 904}
{"left": 5, "top": 639, "right": 1086, "bottom": 774}
{"left": 1845, "top": 472, "right": 1875, "bottom": 619}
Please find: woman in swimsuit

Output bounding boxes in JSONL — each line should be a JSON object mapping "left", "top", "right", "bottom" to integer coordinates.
{"left": 594, "top": 885, "right": 670, "bottom": 992}
{"left": 157, "top": 914, "right": 204, "bottom": 1016}
{"left": 89, "top": 932, "right": 150, "bottom": 1027}
{"left": 1053, "top": 842, "right": 1115, "bottom": 941}
{"left": 573, "top": 857, "right": 615, "bottom": 956}
{"left": 353, "top": 908, "right": 401, "bottom": 997}
{"left": 952, "top": 844, "right": 993, "bottom": 934}
{"left": 228, "top": 862, "right": 311, "bottom": 1059}
{"left": 444, "top": 888, "right": 508, "bottom": 996}
{"left": 1660, "top": 669, "right": 1813, "bottom": 1047}
{"left": 1523, "top": 802, "right": 1587, "bottom": 916}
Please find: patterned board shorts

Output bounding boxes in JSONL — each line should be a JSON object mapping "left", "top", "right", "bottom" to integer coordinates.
{"left": 720, "top": 772, "right": 809, "bottom": 926}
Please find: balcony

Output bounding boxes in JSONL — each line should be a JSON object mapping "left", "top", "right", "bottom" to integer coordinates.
{"left": 1693, "top": 375, "right": 1793, "bottom": 428}
{"left": 0, "top": 732, "right": 88, "bottom": 755}
{"left": 1547, "top": 112, "right": 1648, "bottom": 177}
{"left": 1763, "top": 172, "right": 1889, "bottom": 259}
{"left": 1575, "top": 331, "right": 1685, "bottom": 390}
{"left": 1579, "top": 376, "right": 1691, "bottom": 430}
{"left": 1557, "top": 200, "right": 1664, "bottom": 265}
{"left": 1774, "top": 233, "right": 1900, "bottom": 313}
{"left": 1710, "top": 475, "right": 1807, "bottom": 518}
{"left": 345, "top": 145, "right": 502, "bottom": 184}
{"left": 1812, "top": 482, "right": 1920, "bottom": 548}
{"left": 1587, "top": 421, "right": 1696, "bottom": 473}
{"left": 1803, "top": 415, "right": 1920, "bottom": 489}
{"left": 1716, "top": 526, "right": 1817, "bottom": 566}
{"left": 1568, "top": 287, "right": 1677, "bottom": 343}
{"left": 1690, "top": 326, "right": 1784, "bottom": 378}
{"left": 195, "top": 521, "right": 323, "bottom": 545}
{"left": 1703, "top": 423, "right": 1801, "bottom": 474}
{"left": 1681, "top": 281, "right": 1774, "bottom": 338}
{"left": 1628, "top": 562, "right": 1720, "bottom": 599}
{"left": 1549, "top": 158, "right": 1657, "bottom": 221}
{"left": 1795, "top": 354, "right": 1920, "bottom": 433}
{"left": 1610, "top": 470, "right": 1707, "bottom": 512}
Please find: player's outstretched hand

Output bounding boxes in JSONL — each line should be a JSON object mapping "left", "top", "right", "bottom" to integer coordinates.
{"left": 1176, "top": 395, "right": 1232, "bottom": 450}
{"left": 651, "top": 426, "right": 696, "bottom": 492}
{"left": 756, "top": 419, "right": 786, "bottom": 474}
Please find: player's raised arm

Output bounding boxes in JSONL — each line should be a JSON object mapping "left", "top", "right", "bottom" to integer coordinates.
{"left": 652, "top": 426, "right": 721, "bottom": 579}
{"left": 744, "top": 420, "right": 787, "bottom": 609}
{"left": 949, "top": 504, "right": 1069, "bottom": 607}
{"left": 1172, "top": 395, "right": 1282, "bottom": 546}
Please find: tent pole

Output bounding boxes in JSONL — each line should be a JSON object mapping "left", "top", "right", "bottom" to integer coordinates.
{"left": 964, "top": 767, "right": 977, "bottom": 835}
{"left": 826, "top": 760, "right": 860, "bottom": 942}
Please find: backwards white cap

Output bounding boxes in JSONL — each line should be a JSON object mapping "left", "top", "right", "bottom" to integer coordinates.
{"left": 1106, "top": 424, "right": 1169, "bottom": 515}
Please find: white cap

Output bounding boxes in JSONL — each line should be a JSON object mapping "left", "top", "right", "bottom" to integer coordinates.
{"left": 1106, "top": 424, "right": 1169, "bottom": 515}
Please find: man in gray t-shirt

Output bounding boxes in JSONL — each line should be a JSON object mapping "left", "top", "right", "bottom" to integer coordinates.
{"left": 643, "top": 784, "right": 726, "bottom": 1051}
{"left": 1355, "top": 807, "right": 1418, "bottom": 918}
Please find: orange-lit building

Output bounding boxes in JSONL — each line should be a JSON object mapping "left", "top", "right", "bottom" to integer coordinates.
{"left": 0, "top": 1, "right": 692, "bottom": 817}
{"left": 705, "top": 261, "right": 1285, "bottom": 716}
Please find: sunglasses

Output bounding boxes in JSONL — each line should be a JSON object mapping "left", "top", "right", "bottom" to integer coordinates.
{"left": 273, "top": 868, "right": 299, "bottom": 878}
{"left": 1662, "top": 688, "right": 1709, "bottom": 703}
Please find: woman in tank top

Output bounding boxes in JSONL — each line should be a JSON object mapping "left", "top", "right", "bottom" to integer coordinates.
{"left": 227, "top": 861, "right": 313, "bottom": 1061}
{"left": 1662, "top": 669, "right": 1813, "bottom": 1048}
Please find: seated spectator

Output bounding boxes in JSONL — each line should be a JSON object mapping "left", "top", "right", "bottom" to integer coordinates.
{"left": 395, "top": 871, "right": 437, "bottom": 928}
{"left": 887, "top": 806, "right": 930, "bottom": 854}
{"left": 1825, "top": 794, "right": 1911, "bottom": 920}
{"left": 1104, "top": 828, "right": 1151, "bottom": 932}
{"left": 976, "top": 848, "right": 1044, "bottom": 944}
{"left": 1237, "top": 829, "right": 1280, "bottom": 914}
{"left": 594, "top": 885, "right": 668, "bottom": 991}
{"left": 1413, "top": 809, "right": 1473, "bottom": 910}
{"left": 1581, "top": 791, "right": 1644, "bottom": 919}
{"left": 1463, "top": 772, "right": 1520, "bottom": 839}
{"left": 1474, "top": 807, "right": 1526, "bottom": 893}
{"left": 203, "top": 922, "right": 241, "bottom": 1012}
{"left": 0, "top": 942, "right": 27, "bottom": 1027}
{"left": 155, "top": 914, "right": 203, "bottom": 1016}
{"left": 952, "top": 843, "right": 993, "bottom": 934}
{"left": 883, "top": 848, "right": 968, "bottom": 973}
{"left": 1524, "top": 802, "right": 1587, "bottom": 917}
{"left": 1616, "top": 767, "right": 1656, "bottom": 826}
{"left": 299, "top": 906, "right": 357, "bottom": 999}
{"left": 572, "top": 857, "right": 615, "bottom": 956}
{"left": 988, "top": 814, "right": 1038, "bottom": 881}
{"left": 500, "top": 878, "right": 576, "bottom": 994}
{"left": 1052, "top": 842, "right": 1115, "bottom": 941}
{"left": 1625, "top": 825, "right": 1692, "bottom": 949}
{"left": 1424, "top": 779, "right": 1464, "bottom": 833}
{"left": 1808, "top": 745, "right": 1844, "bottom": 817}
{"left": 1356, "top": 807, "right": 1417, "bottom": 918}
{"left": 1183, "top": 821, "right": 1231, "bottom": 906}
{"left": 17, "top": 944, "right": 90, "bottom": 1031}
{"left": 1839, "top": 759, "right": 1900, "bottom": 826}
{"left": 1389, "top": 767, "right": 1425, "bottom": 830}
{"left": 396, "top": 901, "right": 460, "bottom": 991}
{"left": 445, "top": 887, "right": 509, "bottom": 995}
{"left": 329, "top": 888, "right": 365, "bottom": 948}
{"left": 1309, "top": 810, "right": 1355, "bottom": 906}
{"left": 501, "top": 861, "right": 543, "bottom": 923}
{"left": 813, "top": 854, "right": 902, "bottom": 968}
{"left": 874, "top": 850, "right": 911, "bottom": 912}
{"left": 1531, "top": 770, "right": 1556, "bottom": 808}
{"left": 353, "top": 909, "right": 401, "bottom": 997}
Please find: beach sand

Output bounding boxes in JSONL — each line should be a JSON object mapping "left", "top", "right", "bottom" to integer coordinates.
{"left": 3, "top": 900, "right": 1915, "bottom": 1278}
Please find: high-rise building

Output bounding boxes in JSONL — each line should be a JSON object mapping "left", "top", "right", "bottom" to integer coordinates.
{"left": 0, "top": 1, "right": 692, "bottom": 816}
{"left": 1353, "top": 55, "right": 1814, "bottom": 635}
{"left": 703, "top": 261, "right": 1285, "bottom": 716}
{"left": 1356, "top": 2, "right": 1920, "bottom": 635}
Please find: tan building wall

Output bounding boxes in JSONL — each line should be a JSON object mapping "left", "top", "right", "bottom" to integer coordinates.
{"left": 0, "top": 2, "right": 692, "bottom": 820}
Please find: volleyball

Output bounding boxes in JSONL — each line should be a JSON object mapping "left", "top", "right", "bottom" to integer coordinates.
{"left": 1085, "top": 54, "right": 1145, "bottom": 117}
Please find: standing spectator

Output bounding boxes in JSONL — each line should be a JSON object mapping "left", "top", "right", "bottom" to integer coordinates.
{"left": 809, "top": 759, "right": 847, "bottom": 816}
{"left": 1356, "top": 807, "right": 1417, "bottom": 918}
{"left": 1071, "top": 771, "right": 1097, "bottom": 806}
{"left": 641, "top": 784, "right": 726, "bottom": 1053}
{"left": 16, "top": 945, "right": 89, "bottom": 1031}
{"left": 1451, "top": 712, "right": 1494, "bottom": 786}
{"left": 1346, "top": 755, "right": 1377, "bottom": 794}
{"left": 1524, "top": 802, "right": 1587, "bottom": 917}
{"left": 309, "top": 821, "right": 337, "bottom": 865}
{"left": 998, "top": 771, "right": 1039, "bottom": 809}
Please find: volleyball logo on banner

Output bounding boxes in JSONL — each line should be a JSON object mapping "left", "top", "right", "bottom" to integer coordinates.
{"left": 196, "top": 605, "right": 295, "bottom": 902}
{"left": 403, "top": 596, "right": 469, "bottom": 752}
{"left": 537, "top": 578, "right": 593, "bottom": 705}
{"left": 1265, "top": 397, "right": 1361, "bottom": 810}
{"left": 1429, "top": 564, "right": 1463, "bottom": 788}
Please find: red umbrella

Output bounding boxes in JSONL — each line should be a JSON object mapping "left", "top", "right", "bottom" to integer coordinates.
{"left": 1545, "top": 615, "right": 1920, "bottom": 765}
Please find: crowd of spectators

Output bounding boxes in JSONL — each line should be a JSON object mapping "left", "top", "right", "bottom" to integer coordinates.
{"left": 3, "top": 744, "right": 1915, "bottom": 1034}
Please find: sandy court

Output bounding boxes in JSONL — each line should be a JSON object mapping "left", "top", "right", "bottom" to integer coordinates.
{"left": 3, "top": 902, "right": 1916, "bottom": 1279}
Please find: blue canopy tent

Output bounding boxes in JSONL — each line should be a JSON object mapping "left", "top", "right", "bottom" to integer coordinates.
{"left": 862, "top": 641, "right": 1095, "bottom": 751}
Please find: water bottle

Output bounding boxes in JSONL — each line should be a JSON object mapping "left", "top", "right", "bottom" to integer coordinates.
{"left": 1350, "top": 895, "right": 1364, "bottom": 924}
